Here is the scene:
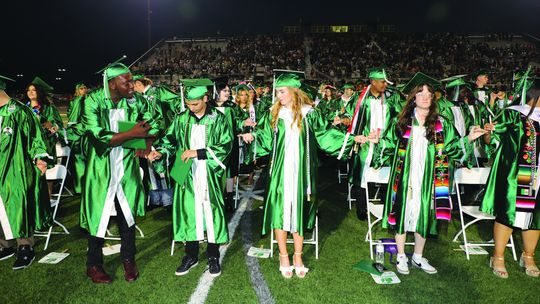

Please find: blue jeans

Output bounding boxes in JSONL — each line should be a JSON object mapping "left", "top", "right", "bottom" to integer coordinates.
{"left": 149, "top": 189, "right": 173, "bottom": 207}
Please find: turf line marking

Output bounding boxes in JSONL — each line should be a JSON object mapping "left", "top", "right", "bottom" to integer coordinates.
{"left": 187, "top": 196, "right": 249, "bottom": 304}
{"left": 242, "top": 198, "right": 275, "bottom": 304}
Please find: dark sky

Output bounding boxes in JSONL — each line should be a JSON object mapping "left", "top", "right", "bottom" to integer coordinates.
{"left": 2, "top": 0, "right": 539, "bottom": 92}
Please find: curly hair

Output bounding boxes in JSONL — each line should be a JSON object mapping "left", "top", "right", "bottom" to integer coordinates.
{"left": 270, "top": 87, "right": 314, "bottom": 131}
{"left": 24, "top": 84, "right": 50, "bottom": 106}
{"left": 397, "top": 84, "right": 438, "bottom": 142}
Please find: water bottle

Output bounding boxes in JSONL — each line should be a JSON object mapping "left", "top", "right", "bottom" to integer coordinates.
{"left": 375, "top": 241, "right": 385, "bottom": 265}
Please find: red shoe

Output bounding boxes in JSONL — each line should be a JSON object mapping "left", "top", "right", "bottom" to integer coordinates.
{"left": 87, "top": 265, "right": 112, "bottom": 284}
{"left": 123, "top": 259, "right": 139, "bottom": 282}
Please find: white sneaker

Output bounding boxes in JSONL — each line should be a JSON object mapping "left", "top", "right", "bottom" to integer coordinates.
{"left": 396, "top": 255, "right": 409, "bottom": 275}
{"left": 411, "top": 257, "right": 438, "bottom": 274}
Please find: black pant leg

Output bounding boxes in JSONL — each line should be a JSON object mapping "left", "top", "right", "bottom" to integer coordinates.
{"left": 206, "top": 243, "right": 220, "bottom": 259}
{"left": 115, "top": 200, "right": 136, "bottom": 262}
{"left": 354, "top": 185, "right": 367, "bottom": 217}
{"left": 87, "top": 235, "right": 105, "bottom": 267}
{"left": 185, "top": 241, "right": 200, "bottom": 260}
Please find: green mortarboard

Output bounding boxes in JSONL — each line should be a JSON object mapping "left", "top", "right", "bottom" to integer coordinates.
{"left": 0, "top": 74, "right": 15, "bottom": 91}
{"left": 32, "top": 76, "right": 54, "bottom": 94}
{"left": 179, "top": 79, "right": 214, "bottom": 110}
{"left": 274, "top": 73, "right": 302, "bottom": 88}
{"left": 401, "top": 72, "right": 441, "bottom": 95}
{"left": 368, "top": 67, "right": 393, "bottom": 85}
{"left": 132, "top": 74, "right": 145, "bottom": 81}
{"left": 235, "top": 84, "right": 251, "bottom": 92}
{"left": 75, "top": 83, "right": 86, "bottom": 90}
{"left": 184, "top": 86, "right": 208, "bottom": 101}
{"left": 441, "top": 75, "right": 469, "bottom": 101}
{"left": 341, "top": 83, "right": 355, "bottom": 90}
{"left": 96, "top": 55, "right": 129, "bottom": 100}
{"left": 300, "top": 82, "right": 318, "bottom": 101}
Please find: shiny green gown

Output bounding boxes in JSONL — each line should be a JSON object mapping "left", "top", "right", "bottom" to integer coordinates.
{"left": 481, "top": 106, "right": 540, "bottom": 230}
{"left": 157, "top": 107, "right": 233, "bottom": 244}
{"left": 254, "top": 105, "right": 355, "bottom": 236}
{"left": 375, "top": 115, "right": 473, "bottom": 237}
{"left": 80, "top": 89, "right": 164, "bottom": 238}
{"left": 29, "top": 102, "right": 65, "bottom": 159}
{"left": 343, "top": 90, "right": 402, "bottom": 188}
{"left": 66, "top": 95, "right": 86, "bottom": 193}
{"left": 0, "top": 99, "right": 51, "bottom": 239}
{"left": 209, "top": 99, "right": 240, "bottom": 178}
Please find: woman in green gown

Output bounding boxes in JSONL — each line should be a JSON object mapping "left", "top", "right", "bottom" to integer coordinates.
{"left": 66, "top": 83, "right": 88, "bottom": 194}
{"left": 375, "top": 74, "right": 485, "bottom": 275}
{"left": 481, "top": 85, "right": 540, "bottom": 279}
{"left": 241, "top": 74, "right": 360, "bottom": 278}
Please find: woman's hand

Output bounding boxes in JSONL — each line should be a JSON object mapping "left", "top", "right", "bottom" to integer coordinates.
{"left": 243, "top": 118, "right": 256, "bottom": 127}
{"left": 467, "top": 126, "right": 487, "bottom": 143}
{"left": 239, "top": 133, "right": 255, "bottom": 144}
{"left": 147, "top": 151, "right": 163, "bottom": 161}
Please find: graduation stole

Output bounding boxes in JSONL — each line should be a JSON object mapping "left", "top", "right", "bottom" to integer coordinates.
{"left": 515, "top": 117, "right": 538, "bottom": 213}
{"left": 388, "top": 117, "right": 451, "bottom": 226}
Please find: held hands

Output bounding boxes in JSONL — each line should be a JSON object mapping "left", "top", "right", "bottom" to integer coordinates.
{"left": 484, "top": 122, "right": 497, "bottom": 133}
{"left": 35, "top": 159, "right": 47, "bottom": 175}
{"left": 181, "top": 150, "right": 197, "bottom": 162}
{"left": 332, "top": 116, "right": 342, "bottom": 126}
{"left": 147, "top": 151, "right": 163, "bottom": 161}
{"left": 239, "top": 133, "right": 255, "bottom": 144}
{"left": 129, "top": 121, "right": 151, "bottom": 138}
{"left": 354, "top": 129, "right": 380, "bottom": 145}
{"left": 42, "top": 121, "right": 58, "bottom": 134}
{"left": 341, "top": 117, "right": 351, "bottom": 126}
{"left": 243, "top": 118, "right": 257, "bottom": 127}
{"left": 467, "top": 125, "right": 488, "bottom": 143}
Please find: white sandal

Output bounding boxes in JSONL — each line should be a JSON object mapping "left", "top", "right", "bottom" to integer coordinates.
{"left": 293, "top": 252, "right": 309, "bottom": 278}
{"left": 279, "top": 254, "right": 293, "bottom": 279}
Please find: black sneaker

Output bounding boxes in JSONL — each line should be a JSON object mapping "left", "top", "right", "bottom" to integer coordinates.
{"left": 0, "top": 247, "right": 15, "bottom": 261}
{"left": 175, "top": 256, "right": 198, "bottom": 276}
{"left": 208, "top": 257, "right": 221, "bottom": 277}
{"left": 12, "top": 245, "right": 35, "bottom": 270}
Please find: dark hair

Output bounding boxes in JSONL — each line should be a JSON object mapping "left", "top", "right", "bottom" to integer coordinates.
{"left": 458, "top": 87, "right": 476, "bottom": 104}
{"left": 397, "top": 84, "right": 438, "bottom": 142}
{"left": 24, "top": 83, "right": 50, "bottom": 106}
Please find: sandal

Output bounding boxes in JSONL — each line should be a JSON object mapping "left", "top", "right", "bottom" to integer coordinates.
{"left": 489, "top": 256, "right": 508, "bottom": 279}
{"left": 520, "top": 252, "right": 540, "bottom": 278}
{"left": 293, "top": 252, "right": 309, "bottom": 279}
{"left": 279, "top": 254, "right": 293, "bottom": 279}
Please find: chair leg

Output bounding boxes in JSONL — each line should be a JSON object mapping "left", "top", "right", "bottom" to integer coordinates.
{"left": 509, "top": 234, "right": 518, "bottom": 261}
{"left": 43, "top": 226, "right": 53, "bottom": 251}
{"left": 170, "top": 240, "right": 175, "bottom": 256}
{"left": 135, "top": 225, "right": 144, "bottom": 238}
{"left": 270, "top": 230, "right": 274, "bottom": 258}
{"left": 315, "top": 216, "right": 319, "bottom": 260}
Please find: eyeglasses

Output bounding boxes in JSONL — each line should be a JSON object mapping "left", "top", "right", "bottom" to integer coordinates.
{"left": 416, "top": 92, "right": 433, "bottom": 98}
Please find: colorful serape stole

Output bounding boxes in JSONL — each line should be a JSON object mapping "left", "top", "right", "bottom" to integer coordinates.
{"left": 515, "top": 118, "right": 538, "bottom": 213}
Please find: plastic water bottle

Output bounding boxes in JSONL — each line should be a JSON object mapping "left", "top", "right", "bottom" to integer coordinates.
{"left": 375, "top": 241, "right": 385, "bottom": 265}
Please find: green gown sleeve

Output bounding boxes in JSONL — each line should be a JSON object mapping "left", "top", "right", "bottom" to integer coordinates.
{"left": 373, "top": 117, "right": 399, "bottom": 168}
{"left": 308, "top": 108, "right": 355, "bottom": 158}
{"left": 81, "top": 92, "right": 116, "bottom": 156}
{"left": 442, "top": 117, "right": 474, "bottom": 165}
{"left": 254, "top": 111, "right": 274, "bottom": 158}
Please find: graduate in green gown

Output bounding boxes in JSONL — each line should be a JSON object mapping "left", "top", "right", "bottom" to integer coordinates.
{"left": 81, "top": 62, "right": 163, "bottom": 284}
{"left": 481, "top": 76, "right": 540, "bottom": 279}
{"left": 374, "top": 73, "right": 484, "bottom": 275}
{"left": 66, "top": 83, "right": 88, "bottom": 194}
{"left": 133, "top": 75, "right": 178, "bottom": 209}
{"left": 240, "top": 73, "right": 360, "bottom": 279}
{"left": 235, "top": 85, "right": 259, "bottom": 183}
{"left": 149, "top": 81, "right": 233, "bottom": 277}
{"left": 208, "top": 78, "right": 240, "bottom": 211}
{"left": 23, "top": 79, "right": 66, "bottom": 160}
{"left": 337, "top": 68, "right": 403, "bottom": 220}
{"left": 327, "top": 83, "right": 357, "bottom": 131}
{"left": 0, "top": 75, "right": 51, "bottom": 270}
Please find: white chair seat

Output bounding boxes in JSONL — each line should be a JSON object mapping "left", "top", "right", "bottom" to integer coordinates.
{"left": 368, "top": 203, "right": 384, "bottom": 220}
{"left": 461, "top": 206, "right": 495, "bottom": 220}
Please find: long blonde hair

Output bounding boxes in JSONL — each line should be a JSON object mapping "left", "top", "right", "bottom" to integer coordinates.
{"left": 271, "top": 87, "right": 314, "bottom": 131}
{"left": 237, "top": 88, "right": 252, "bottom": 110}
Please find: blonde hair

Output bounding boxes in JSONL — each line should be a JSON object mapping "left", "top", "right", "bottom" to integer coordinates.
{"left": 237, "top": 88, "right": 252, "bottom": 110}
{"left": 271, "top": 87, "right": 314, "bottom": 131}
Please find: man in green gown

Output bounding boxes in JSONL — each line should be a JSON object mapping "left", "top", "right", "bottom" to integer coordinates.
{"left": 81, "top": 63, "right": 163, "bottom": 283}
{"left": 0, "top": 75, "right": 51, "bottom": 270}
{"left": 338, "top": 68, "right": 402, "bottom": 220}
{"left": 149, "top": 81, "right": 233, "bottom": 277}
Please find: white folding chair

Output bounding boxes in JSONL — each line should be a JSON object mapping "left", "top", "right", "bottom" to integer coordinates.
{"left": 453, "top": 168, "right": 518, "bottom": 261}
{"left": 270, "top": 214, "right": 319, "bottom": 259}
{"left": 364, "top": 167, "right": 415, "bottom": 259}
{"left": 337, "top": 162, "right": 349, "bottom": 184}
{"left": 35, "top": 165, "right": 70, "bottom": 250}
{"left": 347, "top": 183, "right": 354, "bottom": 210}
{"left": 55, "top": 143, "right": 75, "bottom": 197}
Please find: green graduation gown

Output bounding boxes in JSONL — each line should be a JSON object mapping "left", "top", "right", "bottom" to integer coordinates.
{"left": 66, "top": 95, "right": 86, "bottom": 193}
{"left": 376, "top": 114, "right": 473, "bottom": 237}
{"left": 0, "top": 99, "right": 51, "bottom": 239}
{"left": 254, "top": 105, "right": 355, "bottom": 236}
{"left": 157, "top": 107, "right": 233, "bottom": 244}
{"left": 340, "top": 90, "right": 402, "bottom": 188}
{"left": 481, "top": 106, "right": 540, "bottom": 230}
{"left": 80, "top": 89, "right": 163, "bottom": 238}
{"left": 28, "top": 102, "right": 65, "bottom": 159}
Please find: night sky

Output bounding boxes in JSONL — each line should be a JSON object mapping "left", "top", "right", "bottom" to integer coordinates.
{"left": 2, "top": 0, "right": 539, "bottom": 92}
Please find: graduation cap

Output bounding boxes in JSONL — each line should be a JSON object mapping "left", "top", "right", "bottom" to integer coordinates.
{"left": 132, "top": 74, "right": 145, "bottom": 81}
{"left": 178, "top": 78, "right": 214, "bottom": 111}
{"left": 274, "top": 73, "right": 302, "bottom": 89}
{"left": 341, "top": 83, "right": 355, "bottom": 90}
{"left": 96, "top": 55, "right": 130, "bottom": 100}
{"left": 441, "top": 74, "right": 469, "bottom": 101}
{"left": 271, "top": 69, "right": 306, "bottom": 105}
{"left": 401, "top": 72, "right": 441, "bottom": 95}
{"left": 31, "top": 76, "right": 54, "bottom": 94}
{"left": 75, "top": 83, "right": 87, "bottom": 90}
{"left": 0, "top": 74, "right": 15, "bottom": 91}
{"left": 368, "top": 67, "right": 393, "bottom": 85}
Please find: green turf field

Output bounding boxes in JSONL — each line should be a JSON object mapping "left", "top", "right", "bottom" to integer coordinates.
{"left": 0, "top": 164, "right": 537, "bottom": 304}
